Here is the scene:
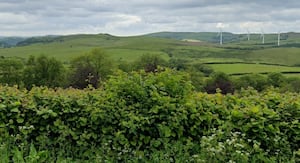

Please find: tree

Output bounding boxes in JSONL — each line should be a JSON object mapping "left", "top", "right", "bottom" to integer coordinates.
{"left": 189, "top": 63, "right": 214, "bottom": 77}
{"left": 235, "top": 74, "right": 268, "bottom": 91}
{"left": 23, "top": 55, "right": 65, "bottom": 89}
{"left": 118, "top": 60, "right": 134, "bottom": 72}
{"left": 267, "top": 72, "right": 286, "bottom": 88}
{"left": 189, "top": 70, "right": 205, "bottom": 92}
{"left": 0, "top": 58, "right": 24, "bottom": 86}
{"left": 168, "top": 58, "right": 189, "bottom": 71}
{"left": 69, "top": 48, "right": 114, "bottom": 88}
{"left": 133, "top": 54, "right": 167, "bottom": 72}
{"left": 282, "top": 77, "right": 300, "bottom": 92}
{"left": 205, "top": 72, "right": 234, "bottom": 94}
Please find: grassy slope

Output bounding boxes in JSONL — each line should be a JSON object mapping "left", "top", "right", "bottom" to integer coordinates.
{"left": 245, "top": 48, "right": 300, "bottom": 66}
{"left": 1, "top": 32, "right": 300, "bottom": 75}
{"left": 210, "top": 63, "right": 300, "bottom": 75}
{"left": 0, "top": 34, "right": 175, "bottom": 62}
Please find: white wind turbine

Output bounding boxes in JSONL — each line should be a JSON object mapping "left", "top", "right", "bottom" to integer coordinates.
{"left": 247, "top": 29, "right": 251, "bottom": 41}
{"left": 218, "top": 28, "right": 223, "bottom": 45}
{"left": 260, "top": 29, "right": 265, "bottom": 44}
{"left": 277, "top": 31, "right": 281, "bottom": 46}
{"left": 216, "top": 23, "right": 225, "bottom": 45}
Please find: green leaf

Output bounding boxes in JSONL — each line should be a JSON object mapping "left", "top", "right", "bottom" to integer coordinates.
{"left": 16, "top": 118, "right": 24, "bottom": 124}
{"left": 79, "top": 117, "right": 87, "bottom": 126}
{"left": 11, "top": 107, "right": 19, "bottom": 113}
{"left": 0, "top": 104, "right": 6, "bottom": 109}
{"left": 250, "top": 106, "right": 260, "bottom": 114}
{"left": 151, "top": 140, "right": 161, "bottom": 148}
{"left": 158, "top": 125, "right": 172, "bottom": 138}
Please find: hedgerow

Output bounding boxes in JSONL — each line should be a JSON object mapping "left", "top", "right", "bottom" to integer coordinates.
{"left": 0, "top": 69, "right": 299, "bottom": 162}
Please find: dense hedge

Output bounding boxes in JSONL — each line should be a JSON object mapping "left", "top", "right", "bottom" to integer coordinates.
{"left": 0, "top": 69, "right": 299, "bottom": 162}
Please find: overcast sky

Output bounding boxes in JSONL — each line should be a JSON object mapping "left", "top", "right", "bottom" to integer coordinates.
{"left": 1, "top": 0, "right": 300, "bottom": 36}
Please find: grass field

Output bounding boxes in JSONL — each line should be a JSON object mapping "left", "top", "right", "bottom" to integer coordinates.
{"left": 209, "top": 63, "right": 300, "bottom": 75}
{"left": 0, "top": 34, "right": 177, "bottom": 62}
{"left": 1, "top": 32, "right": 300, "bottom": 75}
{"left": 245, "top": 48, "right": 300, "bottom": 66}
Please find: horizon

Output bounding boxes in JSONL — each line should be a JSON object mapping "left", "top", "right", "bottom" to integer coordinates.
{"left": 1, "top": 31, "right": 299, "bottom": 38}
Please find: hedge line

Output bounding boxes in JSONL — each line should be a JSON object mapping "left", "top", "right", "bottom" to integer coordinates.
{"left": 0, "top": 70, "right": 299, "bottom": 162}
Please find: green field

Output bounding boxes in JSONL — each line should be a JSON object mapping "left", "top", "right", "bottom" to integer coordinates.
{"left": 1, "top": 32, "right": 300, "bottom": 75}
{"left": 245, "top": 48, "right": 300, "bottom": 66}
{"left": 209, "top": 63, "right": 300, "bottom": 75}
{"left": 0, "top": 34, "right": 181, "bottom": 62}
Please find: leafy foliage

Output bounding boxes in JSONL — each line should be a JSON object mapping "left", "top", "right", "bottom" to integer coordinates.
{"left": 133, "top": 54, "right": 167, "bottom": 72}
{"left": 235, "top": 74, "right": 268, "bottom": 91}
{"left": 22, "top": 55, "right": 65, "bottom": 89}
{"left": 0, "top": 58, "right": 24, "bottom": 86}
{"left": 0, "top": 69, "right": 299, "bottom": 162}
{"left": 205, "top": 72, "right": 234, "bottom": 94}
{"left": 69, "top": 48, "right": 114, "bottom": 88}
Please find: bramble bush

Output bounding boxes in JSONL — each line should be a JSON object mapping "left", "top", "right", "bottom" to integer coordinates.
{"left": 0, "top": 69, "right": 299, "bottom": 162}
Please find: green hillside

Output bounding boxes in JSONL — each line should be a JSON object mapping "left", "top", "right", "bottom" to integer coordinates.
{"left": 210, "top": 63, "right": 300, "bottom": 75}
{"left": 146, "top": 32, "right": 241, "bottom": 43}
{"left": 1, "top": 32, "right": 300, "bottom": 76}
{"left": 0, "top": 37, "right": 27, "bottom": 47}
{"left": 0, "top": 34, "right": 178, "bottom": 62}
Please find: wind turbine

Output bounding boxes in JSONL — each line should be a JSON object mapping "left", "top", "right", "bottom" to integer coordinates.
{"left": 277, "top": 31, "right": 281, "bottom": 46}
{"left": 216, "top": 23, "right": 226, "bottom": 45}
{"left": 260, "top": 29, "right": 265, "bottom": 44}
{"left": 246, "top": 28, "right": 250, "bottom": 41}
{"left": 218, "top": 28, "right": 223, "bottom": 45}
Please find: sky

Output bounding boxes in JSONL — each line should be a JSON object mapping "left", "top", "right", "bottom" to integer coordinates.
{"left": 0, "top": 0, "right": 300, "bottom": 36}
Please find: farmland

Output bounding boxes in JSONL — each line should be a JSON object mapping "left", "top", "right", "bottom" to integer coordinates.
{"left": 1, "top": 32, "right": 300, "bottom": 77}
{"left": 209, "top": 63, "right": 300, "bottom": 75}
{"left": 0, "top": 32, "right": 300, "bottom": 162}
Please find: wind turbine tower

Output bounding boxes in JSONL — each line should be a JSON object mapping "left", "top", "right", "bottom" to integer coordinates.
{"left": 277, "top": 31, "right": 281, "bottom": 46}
{"left": 216, "top": 22, "right": 226, "bottom": 45}
{"left": 247, "top": 29, "right": 250, "bottom": 41}
{"left": 219, "top": 28, "right": 223, "bottom": 45}
{"left": 260, "top": 29, "right": 265, "bottom": 44}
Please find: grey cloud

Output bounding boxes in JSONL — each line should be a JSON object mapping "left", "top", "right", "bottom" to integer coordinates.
{"left": 0, "top": 0, "right": 299, "bottom": 36}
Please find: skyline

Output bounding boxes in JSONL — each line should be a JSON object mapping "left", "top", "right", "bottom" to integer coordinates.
{"left": 0, "top": 0, "right": 300, "bottom": 36}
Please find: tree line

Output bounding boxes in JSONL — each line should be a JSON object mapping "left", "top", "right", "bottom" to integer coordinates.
{"left": 1, "top": 48, "right": 300, "bottom": 93}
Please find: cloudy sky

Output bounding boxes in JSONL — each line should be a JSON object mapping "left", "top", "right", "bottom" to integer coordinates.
{"left": 1, "top": 0, "right": 300, "bottom": 36}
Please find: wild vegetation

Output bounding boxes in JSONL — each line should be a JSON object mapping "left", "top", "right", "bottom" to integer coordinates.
{"left": 0, "top": 69, "right": 299, "bottom": 162}
{"left": 0, "top": 32, "right": 300, "bottom": 162}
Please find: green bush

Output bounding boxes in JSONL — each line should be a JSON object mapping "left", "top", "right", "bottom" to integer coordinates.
{"left": 0, "top": 69, "right": 299, "bottom": 162}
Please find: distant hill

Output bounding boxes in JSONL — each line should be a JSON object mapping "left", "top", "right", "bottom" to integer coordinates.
{"left": 145, "top": 32, "right": 242, "bottom": 43}
{"left": 0, "top": 37, "right": 27, "bottom": 47}
{"left": 1, "top": 32, "right": 300, "bottom": 67}
{"left": 1, "top": 32, "right": 300, "bottom": 76}
{"left": 16, "top": 35, "right": 61, "bottom": 46}
{"left": 145, "top": 32, "right": 300, "bottom": 46}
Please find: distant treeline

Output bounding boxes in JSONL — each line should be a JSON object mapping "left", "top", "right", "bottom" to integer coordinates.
{"left": 0, "top": 48, "right": 300, "bottom": 93}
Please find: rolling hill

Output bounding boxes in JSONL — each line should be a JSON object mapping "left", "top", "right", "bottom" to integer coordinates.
{"left": 0, "top": 32, "right": 300, "bottom": 76}
{"left": 0, "top": 37, "right": 27, "bottom": 47}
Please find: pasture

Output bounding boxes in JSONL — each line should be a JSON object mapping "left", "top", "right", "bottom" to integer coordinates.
{"left": 1, "top": 32, "right": 300, "bottom": 75}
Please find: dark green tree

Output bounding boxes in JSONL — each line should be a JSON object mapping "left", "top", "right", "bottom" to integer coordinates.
{"left": 23, "top": 55, "right": 65, "bottom": 89}
{"left": 118, "top": 60, "right": 134, "bottom": 72}
{"left": 168, "top": 58, "right": 189, "bottom": 71}
{"left": 189, "top": 63, "right": 214, "bottom": 77}
{"left": 205, "top": 72, "right": 234, "bottom": 94}
{"left": 267, "top": 72, "right": 286, "bottom": 87}
{"left": 282, "top": 77, "right": 300, "bottom": 92}
{"left": 0, "top": 58, "right": 24, "bottom": 86}
{"left": 235, "top": 74, "right": 269, "bottom": 91}
{"left": 69, "top": 48, "right": 114, "bottom": 88}
{"left": 133, "top": 54, "right": 167, "bottom": 72}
